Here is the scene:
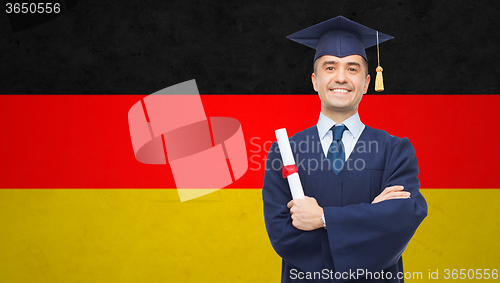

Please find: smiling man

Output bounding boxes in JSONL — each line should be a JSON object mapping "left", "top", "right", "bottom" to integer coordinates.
{"left": 263, "top": 16, "right": 427, "bottom": 282}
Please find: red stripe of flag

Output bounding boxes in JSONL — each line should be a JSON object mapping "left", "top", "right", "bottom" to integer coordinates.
{"left": 0, "top": 95, "right": 498, "bottom": 188}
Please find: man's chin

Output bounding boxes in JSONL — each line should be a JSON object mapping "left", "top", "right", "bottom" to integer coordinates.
{"left": 325, "top": 100, "right": 359, "bottom": 111}
{"left": 327, "top": 101, "right": 351, "bottom": 111}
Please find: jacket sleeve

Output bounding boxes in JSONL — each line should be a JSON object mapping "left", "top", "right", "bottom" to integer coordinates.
{"left": 323, "top": 137, "right": 427, "bottom": 276}
{"left": 263, "top": 142, "right": 330, "bottom": 280}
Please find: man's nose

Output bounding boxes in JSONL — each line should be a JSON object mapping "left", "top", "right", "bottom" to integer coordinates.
{"left": 334, "top": 69, "right": 347, "bottom": 84}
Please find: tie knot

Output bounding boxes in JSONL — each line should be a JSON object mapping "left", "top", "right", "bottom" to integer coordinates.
{"left": 331, "top": 125, "right": 346, "bottom": 141}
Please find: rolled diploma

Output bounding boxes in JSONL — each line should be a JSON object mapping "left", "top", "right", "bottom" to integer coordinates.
{"left": 275, "top": 128, "right": 305, "bottom": 199}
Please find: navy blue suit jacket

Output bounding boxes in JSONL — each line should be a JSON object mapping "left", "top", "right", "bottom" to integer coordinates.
{"left": 263, "top": 125, "right": 427, "bottom": 282}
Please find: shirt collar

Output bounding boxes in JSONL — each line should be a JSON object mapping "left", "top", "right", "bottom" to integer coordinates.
{"left": 317, "top": 112, "right": 364, "bottom": 140}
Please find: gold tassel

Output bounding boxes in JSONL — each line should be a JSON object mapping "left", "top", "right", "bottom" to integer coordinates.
{"left": 374, "top": 31, "right": 385, "bottom": 92}
{"left": 375, "top": 66, "right": 384, "bottom": 92}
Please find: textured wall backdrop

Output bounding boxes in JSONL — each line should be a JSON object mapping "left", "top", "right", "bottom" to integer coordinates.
{"left": 1, "top": 0, "right": 500, "bottom": 94}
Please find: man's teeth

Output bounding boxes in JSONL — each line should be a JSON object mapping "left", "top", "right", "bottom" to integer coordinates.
{"left": 331, "top": 89, "right": 350, "bottom": 93}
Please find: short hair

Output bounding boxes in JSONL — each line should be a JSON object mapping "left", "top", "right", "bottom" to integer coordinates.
{"left": 313, "top": 57, "right": 369, "bottom": 76}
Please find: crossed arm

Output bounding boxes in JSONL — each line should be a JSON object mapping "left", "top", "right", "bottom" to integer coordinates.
{"left": 288, "top": 185, "right": 411, "bottom": 231}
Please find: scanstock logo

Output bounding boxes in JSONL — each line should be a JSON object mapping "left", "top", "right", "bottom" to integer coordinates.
{"left": 128, "top": 80, "right": 248, "bottom": 201}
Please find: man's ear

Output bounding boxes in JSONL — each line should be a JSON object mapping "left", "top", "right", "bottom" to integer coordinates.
{"left": 311, "top": 73, "right": 318, "bottom": 92}
{"left": 363, "top": 74, "right": 371, "bottom": 94}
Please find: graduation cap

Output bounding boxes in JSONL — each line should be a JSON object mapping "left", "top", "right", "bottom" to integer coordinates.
{"left": 287, "top": 16, "right": 393, "bottom": 92}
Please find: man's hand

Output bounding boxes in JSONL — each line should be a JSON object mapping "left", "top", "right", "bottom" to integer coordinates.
{"left": 372, "top": 185, "right": 411, "bottom": 204}
{"left": 287, "top": 196, "right": 324, "bottom": 231}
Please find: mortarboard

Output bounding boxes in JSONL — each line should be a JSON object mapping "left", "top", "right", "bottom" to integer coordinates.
{"left": 287, "top": 16, "right": 393, "bottom": 92}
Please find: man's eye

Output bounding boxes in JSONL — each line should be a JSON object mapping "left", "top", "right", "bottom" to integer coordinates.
{"left": 326, "top": 67, "right": 334, "bottom": 70}
{"left": 349, "top": 68, "right": 357, "bottom": 72}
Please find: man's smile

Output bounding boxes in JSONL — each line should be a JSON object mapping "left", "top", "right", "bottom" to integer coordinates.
{"left": 329, "top": 88, "right": 351, "bottom": 93}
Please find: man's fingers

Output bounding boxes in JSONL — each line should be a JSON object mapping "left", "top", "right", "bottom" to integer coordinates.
{"left": 385, "top": 185, "right": 404, "bottom": 192}
{"left": 382, "top": 185, "right": 404, "bottom": 195}
{"left": 386, "top": 191, "right": 411, "bottom": 199}
{"left": 288, "top": 197, "right": 313, "bottom": 209}
{"left": 372, "top": 188, "right": 410, "bottom": 204}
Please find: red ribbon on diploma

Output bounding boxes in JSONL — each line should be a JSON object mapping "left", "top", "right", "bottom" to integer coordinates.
{"left": 282, "top": 164, "right": 298, "bottom": 178}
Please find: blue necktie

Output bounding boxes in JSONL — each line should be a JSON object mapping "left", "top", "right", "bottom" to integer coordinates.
{"left": 327, "top": 125, "right": 346, "bottom": 174}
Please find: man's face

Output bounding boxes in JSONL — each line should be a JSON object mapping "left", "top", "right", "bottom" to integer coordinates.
{"left": 311, "top": 55, "right": 370, "bottom": 117}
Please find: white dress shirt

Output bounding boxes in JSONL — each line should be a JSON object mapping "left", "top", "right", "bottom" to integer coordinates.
{"left": 317, "top": 112, "right": 365, "bottom": 160}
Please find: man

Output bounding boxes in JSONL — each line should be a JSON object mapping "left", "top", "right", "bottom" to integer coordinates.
{"left": 262, "top": 16, "right": 427, "bottom": 282}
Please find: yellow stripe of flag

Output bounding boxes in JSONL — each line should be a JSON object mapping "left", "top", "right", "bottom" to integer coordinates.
{"left": 0, "top": 189, "right": 499, "bottom": 282}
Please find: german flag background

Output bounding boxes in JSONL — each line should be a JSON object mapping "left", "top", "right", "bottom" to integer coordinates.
{"left": 1, "top": 1, "right": 500, "bottom": 282}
